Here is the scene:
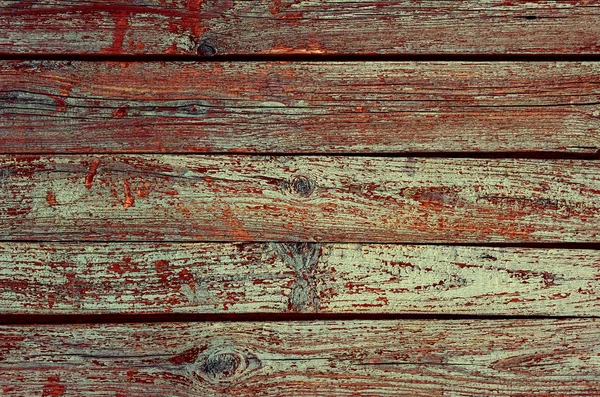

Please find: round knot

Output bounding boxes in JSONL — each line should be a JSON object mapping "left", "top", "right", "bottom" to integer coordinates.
{"left": 201, "top": 350, "right": 247, "bottom": 382}
{"left": 197, "top": 40, "right": 217, "bottom": 56}
{"left": 290, "top": 175, "right": 315, "bottom": 198}
{"left": 186, "top": 345, "right": 261, "bottom": 388}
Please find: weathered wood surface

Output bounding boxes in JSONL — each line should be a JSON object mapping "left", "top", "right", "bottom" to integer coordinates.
{"left": 1, "top": 155, "right": 599, "bottom": 242}
{"left": 2, "top": 1, "right": 600, "bottom": 55}
{"left": 2, "top": 61, "right": 600, "bottom": 154}
{"left": 1, "top": 242, "right": 599, "bottom": 315}
{"left": 1, "top": 319, "right": 599, "bottom": 396}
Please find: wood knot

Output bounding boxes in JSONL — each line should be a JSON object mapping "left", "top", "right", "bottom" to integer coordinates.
{"left": 271, "top": 243, "right": 322, "bottom": 312}
{"left": 273, "top": 242, "right": 321, "bottom": 272}
{"left": 202, "top": 350, "right": 246, "bottom": 381}
{"left": 197, "top": 40, "right": 217, "bottom": 56}
{"left": 290, "top": 175, "right": 315, "bottom": 197}
{"left": 180, "top": 345, "right": 261, "bottom": 388}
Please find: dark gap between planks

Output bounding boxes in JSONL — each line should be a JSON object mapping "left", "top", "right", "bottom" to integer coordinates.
{"left": 0, "top": 313, "right": 596, "bottom": 325}
{"left": 4, "top": 54, "right": 600, "bottom": 62}
{"left": 3, "top": 241, "right": 600, "bottom": 249}
{"left": 0, "top": 152, "right": 598, "bottom": 159}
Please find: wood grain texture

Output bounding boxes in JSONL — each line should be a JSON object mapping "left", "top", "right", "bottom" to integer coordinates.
{"left": 2, "top": 61, "right": 600, "bottom": 154}
{"left": 1, "top": 242, "right": 599, "bottom": 316}
{"left": 1, "top": 319, "right": 599, "bottom": 396}
{"left": 1, "top": 155, "right": 599, "bottom": 242}
{"left": 2, "top": 1, "right": 600, "bottom": 55}
{"left": 0, "top": 155, "right": 600, "bottom": 243}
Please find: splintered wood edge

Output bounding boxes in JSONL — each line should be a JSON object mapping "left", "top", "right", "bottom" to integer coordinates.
{"left": 2, "top": 1, "right": 600, "bottom": 55}
{"left": 1, "top": 242, "right": 598, "bottom": 316}
{"left": 0, "top": 319, "right": 599, "bottom": 396}
{"left": 1, "top": 61, "right": 599, "bottom": 154}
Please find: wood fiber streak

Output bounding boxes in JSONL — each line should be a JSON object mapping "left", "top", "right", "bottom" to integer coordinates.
{"left": 2, "top": 61, "right": 600, "bottom": 154}
{"left": 1, "top": 320, "right": 599, "bottom": 396}
{"left": 1, "top": 155, "right": 599, "bottom": 242}
{"left": 2, "top": 1, "right": 600, "bottom": 55}
{"left": 1, "top": 243, "right": 599, "bottom": 315}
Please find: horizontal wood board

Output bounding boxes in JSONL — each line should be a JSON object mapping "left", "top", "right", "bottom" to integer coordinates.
{"left": 2, "top": 1, "right": 600, "bottom": 55}
{"left": 1, "top": 155, "right": 599, "bottom": 242}
{"left": 1, "top": 319, "right": 599, "bottom": 396}
{"left": 1, "top": 242, "right": 599, "bottom": 316}
{"left": 2, "top": 61, "right": 600, "bottom": 154}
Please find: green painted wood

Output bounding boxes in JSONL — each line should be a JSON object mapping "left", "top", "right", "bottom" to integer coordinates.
{"left": 1, "top": 155, "right": 599, "bottom": 242}
{"left": 1, "top": 319, "right": 599, "bottom": 396}
{"left": 1, "top": 242, "right": 599, "bottom": 316}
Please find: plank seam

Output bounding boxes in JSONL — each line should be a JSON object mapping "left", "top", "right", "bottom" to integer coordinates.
{"left": 2, "top": 240, "right": 600, "bottom": 249}
{"left": 0, "top": 152, "right": 598, "bottom": 159}
{"left": 0, "top": 313, "right": 597, "bottom": 325}
{"left": 5, "top": 54, "right": 600, "bottom": 62}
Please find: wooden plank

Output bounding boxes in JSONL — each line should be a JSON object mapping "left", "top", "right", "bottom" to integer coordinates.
{"left": 2, "top": 61, "right": 599, "bottom": 154}
{"left": 2, "top": 1, "right": 600, "bottom": 55}
{"left": 1, "top": 319, "right": 598, "bottom": 396}
{"left": 1, "top": 242, "right": 599, "bottom": 315}
{"left": 1, "top": 155, "right": 599, "bottom": 242}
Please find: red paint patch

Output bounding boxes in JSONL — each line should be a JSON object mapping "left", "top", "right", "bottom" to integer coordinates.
{"left": 110, "top": 257, "right": 139, "bottom": 275}
{"left": 387, "top": 260, "right": 415, "bottom": 269}
{"left": 154, "top": 259, "right": 172, "bottom": 283}
{"left": 177, "top": 269, "right": 193, "bottom": 282}
{"left": 51, "top": 96, "right": 67, "bottom": 112}
{"left": 169, "top": 346, "right": 201, "bottom": 365}
{"left": 6, "top": 207, "right": 30, "bottom": 216}
{"left": 123, "top": 179, "right": 135, "bottom": 208}
{"left": 103, "top": 9, "right": 130, "bottom": 53}
{"left": 181, "top": 0, "right": 205, "bottom": 38}
{"left": 110, "top": 262, "right": 125, "bottom": 275}
{"left": 85, "top": 159, "right": 100, "bottom": 189}
{"left": 42, "top": 376, "right": 65, "bottom": 397}
{"left": 46, "top": 190, "right": 58, "bottom": 206}
{"left": 47, "top": 294, "right": 56, "bottom": 309}
{"left": 112, "top": 105, "right": 129, "bottom": 118}
{"left": 136, "top": 182, "right": 151, "bottom": 198}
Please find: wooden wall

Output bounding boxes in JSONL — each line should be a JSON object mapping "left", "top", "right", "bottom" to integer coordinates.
{"left": 1, "top": 1, "right": 599, "bottom": 395}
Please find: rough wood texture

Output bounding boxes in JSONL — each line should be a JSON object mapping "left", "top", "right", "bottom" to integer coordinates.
{"left": 1, "top": 242, "right": 599, "bottom": 316}
{"left": 2, "top": 61, "right": 600, "bottom": 154}
{"left": 2, "top": 1, "right": 600, "bottom": 55}
{"left": 1, "top": 155, "right": 599, "bottom": 242}
{"left": 1, "top": 319, "right": 599, "bottom": 396}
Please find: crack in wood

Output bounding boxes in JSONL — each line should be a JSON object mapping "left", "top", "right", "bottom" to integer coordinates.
{"left": 0, "top": 90, "right": 211, "bottom": 119}
{"left": 477, "top": 194, "right": 574, "bottom": 213}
